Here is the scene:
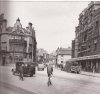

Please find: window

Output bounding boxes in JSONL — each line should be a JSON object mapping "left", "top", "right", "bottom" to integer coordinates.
{"left": 94, "top": 39, "right": 97, "bottom": 51}
{"left": 95, "top": 20, "right": 99, "bottom": 36}
{"left": 61, "top": 55, "right": 63, "bottom": 57}
{"left": 94, "top": 43, "right": 97, "bottom": 51}
{"left": 84, "top": 33, "right": 87, "bottom": 41}
{"left": 61, "top": 61, "right": 63, "bottom": 63}
{"left": 95, "top": 21, "right": 99, "bottom": 29}
{"left": 88, "top": 43, "right": 91, "bottom": 49}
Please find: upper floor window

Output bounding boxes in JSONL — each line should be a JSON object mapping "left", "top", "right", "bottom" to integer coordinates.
{"left": 94, "top": 39, "right": 97, "bottom": 51}
{"left": 95, "top": 21, "right": 99, "bottom": 36}
{"left": 95, "top": 20, "right": 99, "bottom": 28}
{"left": 88, "top": 43, "right": 91, "bottom": 49}
{"left": 61, "top": 55, "right": 63, "bottom": 57}
{"left": 94, "top": 43, "right": 97, "bottom": 51}
{"left": 61, "top": 61, "right": 63, "bottom": 63}
{"left": 83, "top": 33, "right": 87, "bottom": 41}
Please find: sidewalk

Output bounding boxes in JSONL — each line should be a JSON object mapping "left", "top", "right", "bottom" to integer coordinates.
{"left": 56, "top": 67, "right": 100, "bottom": 78}
{"left": 81, "top": 71, "right": 100, "bottom": 78}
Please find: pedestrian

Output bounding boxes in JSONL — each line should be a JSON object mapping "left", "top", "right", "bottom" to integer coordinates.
{"left": 47, "top": 63, "right": 53, "bottom": 86}
{"left": 61, "top": 63, "right": 63, "bottom": 70}
{"left": 19, "top": 64, "right": 24, "bottom": 81}
{"left": 2, "top": 56, "right": 5, "bottom": 66}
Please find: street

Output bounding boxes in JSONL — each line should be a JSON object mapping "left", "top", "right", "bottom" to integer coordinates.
{"left": 0, "top": 65, "right": 100, "bottom": 94}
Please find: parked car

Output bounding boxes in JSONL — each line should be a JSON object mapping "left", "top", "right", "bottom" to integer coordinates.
{"left": 37, "top": 63, "right": 45, "bottom": 71}
{"left": 11, "top": 61, "right": 36, "bottom": 77}
{"left": 70, "top": 62, "right": 81, "bottom": 74}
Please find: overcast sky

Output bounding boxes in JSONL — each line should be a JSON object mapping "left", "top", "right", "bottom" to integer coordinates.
{"left": 0, "top": 1, "right": 89, "bottom": 53}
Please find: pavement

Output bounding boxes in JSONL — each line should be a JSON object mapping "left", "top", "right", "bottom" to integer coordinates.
{"left": 1, "top": 65, "right": 100, "bottom": 94}
{"left": 81, "top": 71, "right": 100, "bottom": 78}
{"left": 55, "top": 66, "right": 100, "bottom": 78}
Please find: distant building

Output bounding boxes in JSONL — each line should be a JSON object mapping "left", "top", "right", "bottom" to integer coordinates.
{"left": 0, "top": 14, "right": 37, "bottom": 65}
{"left": 56, "top": 47, "right": 71, "bottom": 65}
{"left": 36, "top": 48, "right": 48, "bottom": 63}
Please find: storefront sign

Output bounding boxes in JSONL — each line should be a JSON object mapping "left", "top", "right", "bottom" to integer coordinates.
{"left": 77, "top": 54, "right": 100, "bottom": 60}
{"left": 67, "top": 54, "right": 100, "bottom": 62}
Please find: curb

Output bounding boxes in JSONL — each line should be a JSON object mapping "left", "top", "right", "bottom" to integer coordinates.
{"left": 80, "top": 72, "right": 100, "bottom": 78}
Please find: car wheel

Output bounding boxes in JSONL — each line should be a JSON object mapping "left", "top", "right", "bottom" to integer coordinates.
{"left": 77, "top": 71, "right": 79, "bottom": 74}
{"left": 38, "top": 68, "right": 40, "bottom": 71}
{"left": 30, "top": 74, "right": 33, "bottom": 77}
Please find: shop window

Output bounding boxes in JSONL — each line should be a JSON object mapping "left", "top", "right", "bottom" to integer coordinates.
{"left": 24, "top": 53, "right": 27, "bottom": 58}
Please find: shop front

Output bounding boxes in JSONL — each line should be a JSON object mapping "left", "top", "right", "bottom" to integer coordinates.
{"left": 76, "top": 54, "right": 100, "bottom": 73}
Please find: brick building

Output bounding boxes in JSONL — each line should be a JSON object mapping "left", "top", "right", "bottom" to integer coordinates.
{"left": 72, "top": 1, "right": 100, "bottom": 72}
{"left": 0, "top": 14, "right": 37, "bottom": 65}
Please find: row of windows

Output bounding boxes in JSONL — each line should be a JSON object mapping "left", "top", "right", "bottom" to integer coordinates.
{"left": 78, "top": 20, "right": 99, "bottom": 43}
{"left": 78, "top": 40, "right": 98, "bottom": 53}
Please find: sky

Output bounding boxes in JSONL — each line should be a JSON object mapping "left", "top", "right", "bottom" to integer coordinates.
{"left": 0, "top": 1, "right": 89, "bottom": 53}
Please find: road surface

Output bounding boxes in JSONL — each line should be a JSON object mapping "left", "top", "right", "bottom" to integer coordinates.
{"left": 0, "top": 65, "right": 100, "bottom": 94}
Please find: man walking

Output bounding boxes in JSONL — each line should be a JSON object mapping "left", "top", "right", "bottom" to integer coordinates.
{"left": 47, "top": 63, "right": 53, "bottom": 86}
{"left": 19, "top": 64, "right": 24, "bottom": 81}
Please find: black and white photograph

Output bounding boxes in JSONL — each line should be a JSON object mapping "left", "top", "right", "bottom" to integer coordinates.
{"left": 0, "top": 0, "right": 100, "bottom": 94}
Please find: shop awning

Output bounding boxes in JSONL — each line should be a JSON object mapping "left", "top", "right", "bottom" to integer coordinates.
{"left": 68, "top": 54, "right": 100, "bottom": 61}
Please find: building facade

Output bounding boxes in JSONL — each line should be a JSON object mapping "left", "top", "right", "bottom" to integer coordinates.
{"left": 56, "top": 47, "right": 71, "bottom": 65}
{"left": 72, "top": 27, "right": 79, "bottom": 58}
{"left": 72, "top": 1, "right": 100, "bottom": 72}
{"left": 0, "top": 14, "right": 37, "bottom": 65}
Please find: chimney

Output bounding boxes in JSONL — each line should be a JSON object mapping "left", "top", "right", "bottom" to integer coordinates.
{"left": 2, "top": 19, "right": 7, "bottom": 33}
{"left": 28, "top": 22, "right": 32, "bottom": 28}
{"left": 17, "top": 17, "right": 20, "bottom": 22}
{"left": 0, "top": 14, "right": 4, "bottom": 20}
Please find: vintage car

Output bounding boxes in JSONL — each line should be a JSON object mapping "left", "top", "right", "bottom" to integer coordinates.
{"left": 70, "top": 62, "right": 81, "bottom": 74}
{"left": 12, "top": 61, "right": 36, "bottom": 77}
